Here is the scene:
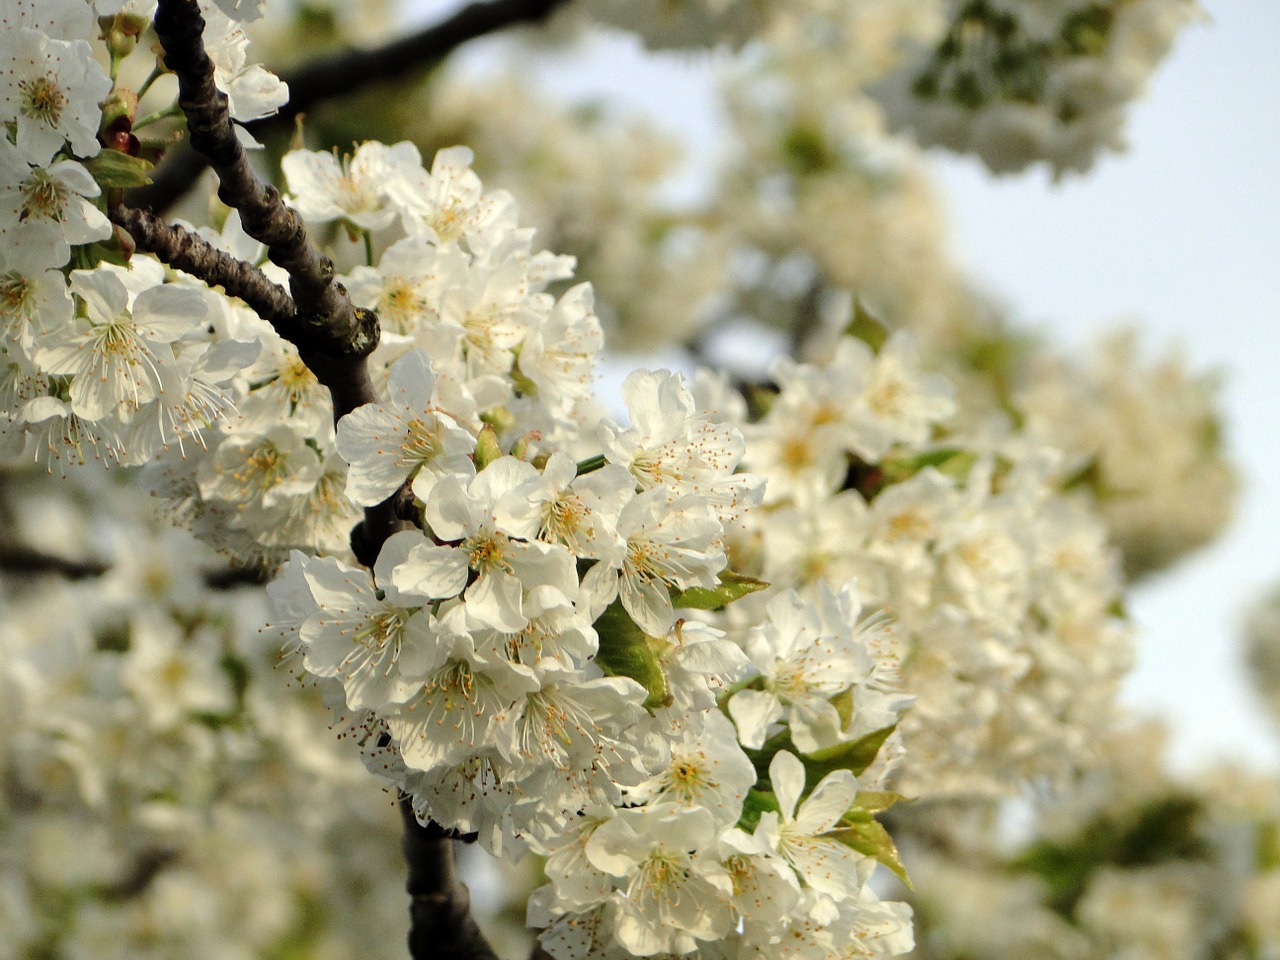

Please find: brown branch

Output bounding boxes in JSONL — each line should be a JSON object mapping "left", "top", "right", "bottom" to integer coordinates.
{"left": 400, "top": 797, "right": 499, "bottom": 960}
{"left": 130, "top": 0, "right": 572, "bottom": 212}
{"left": 0, "top": 544, "right": 109, "bottom": 580}
{"left": 151, "top": 0, "right": 378, "bottom": 422}
{"left": 109, "top": 205, "right": 296, "bottom": 331}
{"left": 147, "top": 9, "right": 507, "bottom": 958}
{"left": 98, "top": 847, "right": 181, "bottom": 901}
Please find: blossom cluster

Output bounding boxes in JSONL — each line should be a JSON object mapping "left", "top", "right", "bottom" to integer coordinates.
{"left": 0, "top": 3, "right": 1244, "bottom": 960}
{"left": 701, "top": 327, "right": 1134, "bottom": 797}
{"left": 903, "top": 721, "right": 1280, "bottom": 960}
{"left": 237, "top": 139, "right": 915, "bottom": 956}
{"left": 872, "top": 0, "right": 1202, "bottom": 175}
{"left": 0, "top": 467, "right": 411, "bottom": 960}
{"left": 0, "top": 0, "right": 281, "bottom": 475}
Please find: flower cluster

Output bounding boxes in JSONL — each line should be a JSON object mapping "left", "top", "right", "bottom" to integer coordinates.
{"left": 230, "top": 143, "right": 916, "bottom": 956}
{"left": 872, "top": 0, "right": 1201, "bottom": 175}
{"left": 0, "top": 467, "right": 410, "bottom": 960}
{"left": 708, "top": 326, "right": 1133, "bottom": 797}
{"left": 904, "top": 721, "right": 1280, "bottom": 960}
{"left": 0, "top": 0, "right": 282, "bottom": 474}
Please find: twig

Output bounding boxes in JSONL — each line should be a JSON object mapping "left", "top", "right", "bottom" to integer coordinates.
{"left": 0, "top": 544, "right": 109, "bottom": 580}
{"left": 98, "top": 847, "right": 181, "bottom": 901}
{"left": 109, "top": 205, "right": 296, "bottom": 331}
{"left": 151, "top": 0, "right": 378, "bottom": 422}
{"left": 400, "top": 797, "right": 499, "bottom": 960}
{"left": 130, "top": 0, "right": 572, "bottom": 212}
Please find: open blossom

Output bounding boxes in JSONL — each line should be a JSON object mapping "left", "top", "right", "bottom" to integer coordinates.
{"left": 385, "top": 144, "right": 518, "bottom": 254}
{"left": 754, "top": 751, "right": 872, "bottom": 900}
{"left": 729, "top": 583, "right": 884, "bottom": 753}
{"left": 36, "top": 265, "right": 208, "bottom": 423}
{"left": 585, "top": 805, "right": 735, "bottom": 956}
{"left": 0, "top": 142, "right": 111, "bottom": 268}
{"left": 383, "top": 457, "right": 580, "bottom": 633}
{"left": 586, "top": 487, "right": 727, "bottom": 638}
{"left": 0, "top": 28, "right": 112, "bottom": 164}
{"left": 335, "top": 349, "right": 477, "bottom": 506}
{"left": 283, "top": 140, "right": 422, "bottom": 231}
{"left": 602, "top": 368, "right": 764, "bottom": 523}
{"left": 270, "top": 550, "right": 438, "bottom": 712}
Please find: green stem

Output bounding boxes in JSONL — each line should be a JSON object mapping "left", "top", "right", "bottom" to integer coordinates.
{"left": 133, "top": 102, "right": 184, "bottom": 130}
{"left": 575, "top": 454, "right": 607, "bottom": 476}
{"left": 136, "top": 66, "right": 165, "bottom": 100}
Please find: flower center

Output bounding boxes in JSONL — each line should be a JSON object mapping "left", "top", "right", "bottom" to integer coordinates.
{"left": 0, "top": 272, "right": 35, "bottom": 324}
{"left": 401, "top": 417, "right": 439, "bottom": 463}
{"left": 19, "top": 75, "right": 67, "bottom": 128}
{"left": 20, "top": 170, "right": 69, "bottom": 223}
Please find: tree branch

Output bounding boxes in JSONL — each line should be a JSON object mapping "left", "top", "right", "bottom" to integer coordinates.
{"left": 151, "top": 0, "right": 378, "bottom": 422}
{"left": 109, "top": 205, "right": 296, "bottom": 331}
{"left": 130, "top": 0, "right": 572, "bottom": 212}
{"left": 143, "top": 11, "right": 504, "bottom": 958}
{"left": 400, "top": 797, "right": 499, "bottom": 960}
{"left": 0, "top": 544, "right": 109, "bottom": 580}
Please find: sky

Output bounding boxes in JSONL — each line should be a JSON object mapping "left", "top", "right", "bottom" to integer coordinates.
{"left": 428, "top": 0, "right": 1280, "bottom": 770}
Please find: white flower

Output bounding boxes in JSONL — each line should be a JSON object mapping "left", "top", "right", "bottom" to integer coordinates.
{"left": 36, "top": 266, "right": 208, "bottom": 422}
{"left": 2, "top": 1, "right": 94, "bottom": 44}
{"left": 282, "top": 141, "right": 422, "bottom": 231}
{"left": 754, "top": 751, "right": 871, "bottom": 901}
{"left": 0, "top": 29, "right": 112, "bottom": 164}
{"left": 344, "top": 235, "right": 468, "bottom": 336}
{"left": 197, "top": 423, "right": 323, "bottom": 510}
{"left": 386, "top": 145, "right": 518, "bottom": 254}
{"left": 728, "top": 583, "right": 879, "bottom": 753}
{"left": 0, "top": 245, "right": 74, "bottom": 360}
{"left": 603, "top": 368, "right": 763, "bottom": 523}
{"left": 518, "top": 282, "right": 603, "bottom": 414}
{"left": 287, "top": 552, "right": 439, "bottom": 711}
{"left": 0, "top": 143, "right": 111, "bottom": 268}
{"left": 630, "top": 710, "right": 755, "bottom": 826}
{"left": 383, "top": 458, "right": 580, "bottom": 633}
{"left": 588, "top": 487, "right": 726, "bottom": 638}
{"left": 586, "top": 805, "right": 735, "bottom": 956}
{"left": 335, "top": 349, "right": 477, "bottom": 506}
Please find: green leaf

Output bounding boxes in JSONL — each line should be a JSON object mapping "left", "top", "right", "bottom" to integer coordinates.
{"left": 737, "top": 788, "right": 781, "bottom": 833}
{"left": 592, "top": 599, "right": 671, "bottom": 710}
{"left": 671, "top": 570, "right": 769, "bottom": 611}
{"left": 853, "top": 790, "right": 908, "bottom": 816}
{"left": 879, "top": 447, "right": 975, "bottom": 485}
{"left": 830, "top": 817, "right": 911, "bottom": 887}
{"left": 841, "top": 299, "right": 889, "bottom": 354}
{"left": 803, "top": 724, "right": 898, "bottom": 781}
{"left": 84, "top": 150, "right": 153, "bottom": 188}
